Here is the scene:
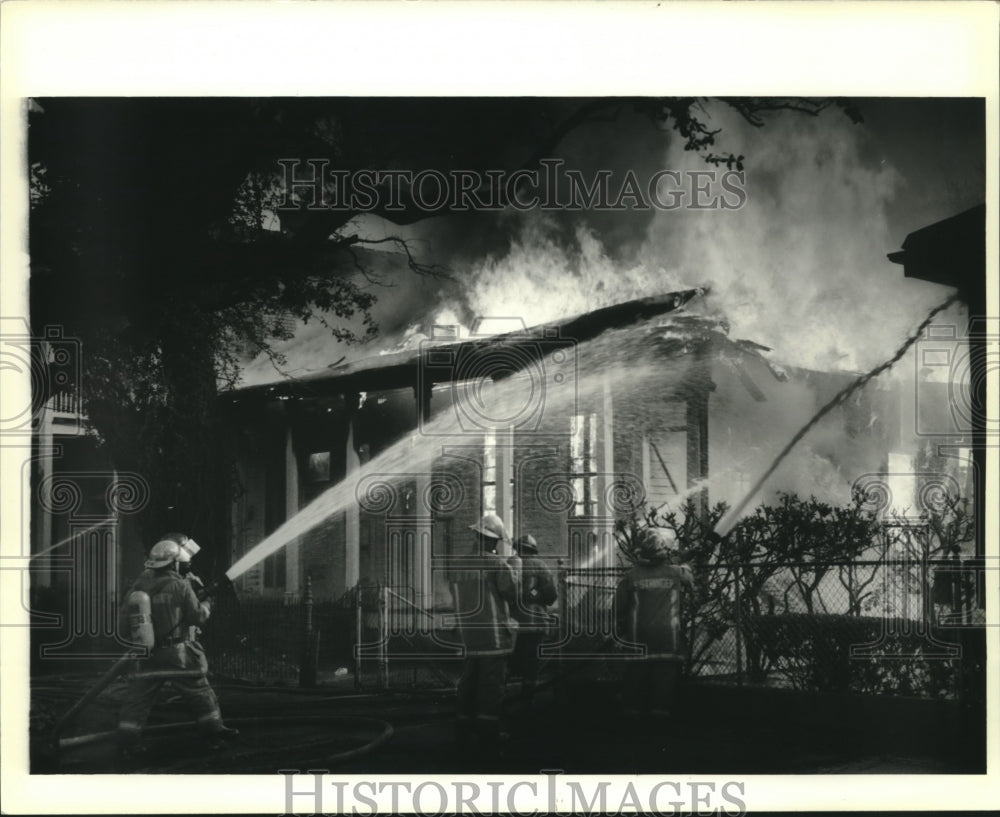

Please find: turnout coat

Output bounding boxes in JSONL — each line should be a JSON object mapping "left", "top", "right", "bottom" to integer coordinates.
{"left": 614, "top": 561, "right": 693, "bottom": 660}
{"left": 117, "top": 567, "right": 224, "bottom": 736}
{"left": 123, "top": 567, "right": 213, "bottom": 676}
{"left": 450, "top": 548, "right": 520, "bottom": 656}
{"left": 508, "top": 552, "right": 558, "bottom": 630}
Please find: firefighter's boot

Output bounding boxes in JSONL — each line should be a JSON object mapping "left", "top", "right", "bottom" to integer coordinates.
{"left": 207, "top": 724, "right": 240, "bottom": 750}
{"left": 115, "top": 731, "right": 148, "bottom": 770}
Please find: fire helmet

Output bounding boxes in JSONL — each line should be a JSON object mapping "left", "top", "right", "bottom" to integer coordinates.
{"left": 635, "top": 527, "right": 678, "bottom": 565}
{"left": 469, "top": 513, "right": 509, "bottom": 543}
{"left": 145, "top": 539, "right": 184, "bottom": 569}
{"left": 145, "top": 533, "right": 200, "bottom": 569}
{"left": 515, "top": 534, "right": 539, "bottom": 554}
{"left": 161, "top": 532, "right": 200, "bottom": 561}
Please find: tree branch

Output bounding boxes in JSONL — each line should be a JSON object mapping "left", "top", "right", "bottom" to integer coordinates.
{"left": 352, "top": 236, "right": 451, "bottom": 278}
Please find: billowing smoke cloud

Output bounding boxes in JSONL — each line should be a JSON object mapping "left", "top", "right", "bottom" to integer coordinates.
{"left": 445, "top": 101, "right": 967, "bottom": 373}
{"left": 241, "top": 100, "right": 973, "bottom": 387}
{"left": 639, "top": 102, "right": 965, "bottom": 372}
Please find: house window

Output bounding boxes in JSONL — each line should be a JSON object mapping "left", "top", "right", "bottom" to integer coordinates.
{"left": 263, "top": 550, "right": 286, "bottom": 589}
{"left": 307, "top": 451, "right": 331, "bottom": 483}
{"left": 643, "top": 429, "right": 687, "bottom": 510}
{"left": 570, "top": 413, "right": 598, "bottom": 517}
{"left": 481, "top": 427, "right": 513, "bottom": 522}
{"left": 482, "top": 428, "right": 497, "bottom": 514}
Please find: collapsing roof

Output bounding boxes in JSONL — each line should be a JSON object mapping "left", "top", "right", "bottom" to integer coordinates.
{"left": 225, "top": 287, "right": 790, "bottom": 405}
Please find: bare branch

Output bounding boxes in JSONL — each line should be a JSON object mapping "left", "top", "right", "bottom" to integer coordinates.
{"left": 719, "top": 98, "right": 834, "bottom": 128}
{"left": 352, "top": 236, "right": 451, "bottom": 278}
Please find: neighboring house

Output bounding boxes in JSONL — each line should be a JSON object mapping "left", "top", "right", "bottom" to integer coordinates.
{"left": 222, "top": 289, "right": 973, "bottom": 618}
{"left": 29, "top": 379, "right": 146, "bottom": 662}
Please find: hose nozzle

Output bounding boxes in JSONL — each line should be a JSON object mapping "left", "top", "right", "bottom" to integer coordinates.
{"left": 196, "top": 573, "right": 235, "bottom": 602}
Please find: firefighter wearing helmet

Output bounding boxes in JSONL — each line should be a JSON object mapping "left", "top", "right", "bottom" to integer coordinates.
{"left": 507, "top": 533, "right": 558, "bottom": 720}
{"left": 449, "top": 513, "right": 520, "bottom": 760}
{"left": 116, "top": 533, "right": 238, "bottom": 763}
{"left": 613, "top": 526, "right": 693, "bottom": 719}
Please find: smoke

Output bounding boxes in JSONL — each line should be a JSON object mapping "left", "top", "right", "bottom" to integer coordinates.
{"left": 242, "top": 100, "right": 971, "bottom": 385}
{"left": 445, "top": 101, "right": 966, "bottom": 373}
{"left": 638, "top": 103, "right": 964, "bottom": 372}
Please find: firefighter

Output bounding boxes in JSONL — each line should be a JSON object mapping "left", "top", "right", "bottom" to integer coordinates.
{"left": 116, "top": 534, "right": 238, "bottom": 763}
{"left": 508, "top": 534, "right": 558, "bottom": 717}
{"left": 614, "top": 526, "right": 693, "bottom": 719}
{"left": 450, "top": 513, "right": 520, "bottom": 758}
{"left": 161, "top": 531, "right": 209, "bottom": 642}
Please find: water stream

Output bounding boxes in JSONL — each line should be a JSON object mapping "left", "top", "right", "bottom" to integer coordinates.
{"left": 714, "top": 292, "right": 962, "bottom": 537}
{"left": 225, "top": 294, "right": 960, "bottom": 581}
{"left": 225, "top": 316, "right": 700, "bottom": 580}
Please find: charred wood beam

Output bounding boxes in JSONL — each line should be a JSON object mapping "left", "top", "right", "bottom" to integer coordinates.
{"left": 226, "top": 288, "right": 706, "bottom": 404}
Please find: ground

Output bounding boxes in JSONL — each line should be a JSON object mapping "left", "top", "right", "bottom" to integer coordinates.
{"left": 33, "top": 674, "right": 964, "bottom": 776}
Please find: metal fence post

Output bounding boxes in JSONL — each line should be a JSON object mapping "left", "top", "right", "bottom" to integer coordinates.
{"left": 379, "top": 583, "right": 389, "bottom": 690}
{"left": 354, "top": 584, "right": 363, "bottom": 690}
{"left": 299, "top": 575, "right": 317, "bottom": 688}
{"left": 554, "top": 558, "right": 567, "bottom": 710}
{"left": 557, "top": 558, "right": 568, "bottom": 641}
{"left": 734, "top": 563, "right": 744, "bottom": 687}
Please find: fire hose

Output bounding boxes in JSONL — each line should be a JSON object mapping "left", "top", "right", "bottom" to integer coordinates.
{"left": 48, "top": 574, "right": 234, "bottom": 748}
{"left": 53, "top": 715, "right": 394, "bottom": 773}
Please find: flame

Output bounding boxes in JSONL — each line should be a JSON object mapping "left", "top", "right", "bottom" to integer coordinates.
{"left": 444, "top": 214, "right": 690, "bottom": 333}
{"left": 443, "top": 103, "right": 966, "bottom": 371}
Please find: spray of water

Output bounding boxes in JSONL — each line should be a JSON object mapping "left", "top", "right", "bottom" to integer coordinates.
{"left": 29, "top": 517, "right": 118, "bottom": 561}
{"left": 225, "top": 313, "right": 709, "bottom": 581}
{"left": 226, "top": 290, "right": 959, "bottom": 582}
{"left": 714, "top": 291, "right": 962, "bottom": 537}
{"left": 226, "top": 430, "right": 434, "bottom": 580}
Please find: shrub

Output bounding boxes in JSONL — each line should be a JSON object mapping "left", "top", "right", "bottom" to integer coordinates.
{"left": 747, "top": 613, "right": 959, "bottom": 698}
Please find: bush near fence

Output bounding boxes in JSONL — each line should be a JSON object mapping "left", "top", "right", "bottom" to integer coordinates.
{"left": 553, "top": 558, "right": 970, "bottom": 699}
{"left": 746, "top": 613, "right": 960, "bottom": 697}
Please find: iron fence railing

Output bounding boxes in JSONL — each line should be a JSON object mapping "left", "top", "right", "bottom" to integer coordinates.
{"left": 190, "top": 550, "right": 981, "bottom": 700}
{"left": 200, "top": 588, "right": 355, "bottom": 685}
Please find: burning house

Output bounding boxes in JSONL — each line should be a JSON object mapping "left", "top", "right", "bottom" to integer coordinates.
{"left": 222, "top": 288, "right": 970, "bottom": 615}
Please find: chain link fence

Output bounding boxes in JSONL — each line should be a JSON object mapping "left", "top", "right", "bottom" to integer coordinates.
{"left": 193, "top": 526, "right": 982, "bottom": 701}
{"left": 554, "top": 544, "right": 981, "bottom": 700}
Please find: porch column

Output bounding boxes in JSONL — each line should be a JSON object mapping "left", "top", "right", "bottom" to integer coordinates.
{"left": 413, "top": 473, "right": 433, "bottom": 609}
{"left": 412, "top": 380, "right": 434, "bottom": 608}
{"left": 344, "top": 404, "right": 361, "bottom": 592}
{"left": 496, "top": 426, "right": 515, "bottom": 552}
{"left": 284, "top": 425, "right": 300, "bottom": 597}
{"left": 33, "top": 420, "right": 54, "bottom": 587}
{"left": 599, "top": 380, "right": 616, "bottom": 568}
